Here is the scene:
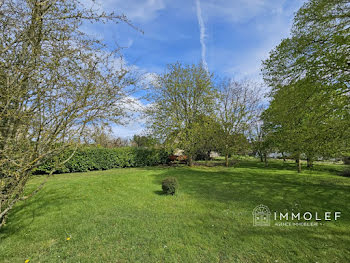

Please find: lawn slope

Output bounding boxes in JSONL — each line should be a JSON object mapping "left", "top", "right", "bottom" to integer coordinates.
{"left": 0, "top": 159, "right": 349, "bottom": 262}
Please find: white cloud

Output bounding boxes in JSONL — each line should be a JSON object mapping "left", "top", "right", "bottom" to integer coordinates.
{"left": 111, "top": 122, "right": 145, "bottom": 138}
{"left": 82, "top": 0, "right": 165, "bottom": 22}
{"left": 202, "top": 0, "right": 284, "bottom": 23}
{"left": 122, "top": 96, "right": 145, "bottom": 112}
{"left": 223, "top": 34, "right": 290, "bottom": 81}
{"left": 210, "top": 0, "right": 305, "bottom": 82}
{"left": 112, "top": 95, "right": 149, "bottom": 138}
{"left": 139, "top": 72, "right": 159, "bottom": 90}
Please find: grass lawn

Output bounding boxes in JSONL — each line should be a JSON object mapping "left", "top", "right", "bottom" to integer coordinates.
{"left": 1, "top": 159, "right": 349, "bottom": 262}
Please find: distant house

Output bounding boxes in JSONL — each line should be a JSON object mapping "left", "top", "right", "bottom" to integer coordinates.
{"left": 210, "top": 151, "right": 220, "bottom": 158}
{"left": 174, "top": 149, "right": 184, "bottom": 156}
{"left": 174, "top": 148, "right": 219, "bottom": 159}
{"left": 267, "top": 152, "right": 283, "bottom": 158}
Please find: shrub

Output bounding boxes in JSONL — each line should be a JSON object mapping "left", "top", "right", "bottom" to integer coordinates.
{"left": 34, "top": 146, "right": 170, "bottom": 174}
{"left": 343, "top": 156, "right": 350, "bottom": 165}
{"left": 162, "top": 177, "right": 178, "bottom": 195}
{"left": 340, "top": 169, "right": 350, "bottom": 177}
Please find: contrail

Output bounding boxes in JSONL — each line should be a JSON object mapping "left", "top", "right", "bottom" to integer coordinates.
{"left": 195, "top": 0, "right": 208, "bottom": 72}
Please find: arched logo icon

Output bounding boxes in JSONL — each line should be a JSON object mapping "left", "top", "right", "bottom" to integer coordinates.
{"left": 252, "top": 205, "right": 271, "bottom": 226}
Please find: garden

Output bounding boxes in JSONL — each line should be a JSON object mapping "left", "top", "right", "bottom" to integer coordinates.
{"left": 1, "top": 158, "right": 350, "bottom": 262}
{"left": 0, "top": 0, "right": 349, "bottom": 262}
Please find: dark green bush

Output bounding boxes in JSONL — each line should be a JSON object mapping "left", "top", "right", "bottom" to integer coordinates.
{"left": 162, "top": 177, "right": 178, "bottom": 195}
{"left": 34, "top": 147, "right": 169, "bottom": 174}
{"left": 340, "top": 169, "right": 350, "bottom": 177}
{"left": 343, "top": 156, "right": 350, "bottom": 165}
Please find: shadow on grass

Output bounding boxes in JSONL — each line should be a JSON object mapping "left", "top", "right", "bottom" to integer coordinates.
{"left": 235, "top": 158, "right": 345, "bottom": 174}
{"left": 2, "top": 160, "right": 349, "bottom": 244}
{"left": 148, "top": 163, "right": 350, "bottom": 259}
{"left": 151, "top": 163, "right": 350, "bottom": 221}
{"left": 0, "top": 188, "right": 84, "bottom": 238}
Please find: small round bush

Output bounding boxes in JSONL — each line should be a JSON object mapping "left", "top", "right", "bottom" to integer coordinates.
{"left": 340, "top": 169, "right": 350, "bottom": 177}
{"left": 162, "top": 177, "right": 178, "bottom": 195}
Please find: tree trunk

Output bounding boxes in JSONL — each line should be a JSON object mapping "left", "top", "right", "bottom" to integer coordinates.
{"left": 307, "top": 157, "right": 313, "bottom": 168}
{"left": 296, "top": 157, "right": 302, "bottom": 173}
{"left": 207, "top": 150, "right": 211, "bottom": 160}
{"left": 282, "top": 152, "right": 286, "bottom": 162}
{"left": 260, "top": 153, "right": 263, "bottom": 162}
{"left": 264, "top": 153, "right": 268, "bottom": 167}
{"left": 225, "top": 153, "right": 229, "bottom": 167}
{"left": 188, "top": 155, "right": 193, "bottom": 167}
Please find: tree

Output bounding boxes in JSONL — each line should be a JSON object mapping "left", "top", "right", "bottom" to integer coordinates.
{"left": 83, "top": 124, "right": 130, "bottom": 148}
{"left": 146, "top": 62, "right": 216, "bottom": 166}
{"left": 262, "top": 0, "right": 350, "bottom": 172}
{"left": 191, "top": 114, "right": 222, "bottom": 161}
{"left": 250, "top": 119, "right": 273, "bottom": 166}
{"left": 84, "top": 124, "right": 115, "bottom": 148}
{"left": 262, "top": 0, "right": 349, "bottom": 91}
{"left": 132, "top": 135, "right": 158, "bottom": 148}
{"left": 216, "top": 79, "right": 262, "bottom": 167}
{"left": 0, "top": 0, "right": 134, "bottom": 226}
{"left": 262, "top": 78, "right": 348, "bottom": 172}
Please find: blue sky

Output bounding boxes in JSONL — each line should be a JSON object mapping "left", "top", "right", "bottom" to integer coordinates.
{"left": 82, "top": 0, "right": 306, "bottom": 138}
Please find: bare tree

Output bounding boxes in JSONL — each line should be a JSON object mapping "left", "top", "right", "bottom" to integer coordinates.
{"left": 216, "top": 79, "right": 262, "bottom": 167}
{"left": 0, "top": 0, "right": 135, "bottom": 227}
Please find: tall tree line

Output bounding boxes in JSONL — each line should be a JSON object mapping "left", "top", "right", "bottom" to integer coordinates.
{"left": 146, "top": 63, "right": 262, "bottom": 167}
{"left": 261, "top": 0, "right": 350, "bottom": 172}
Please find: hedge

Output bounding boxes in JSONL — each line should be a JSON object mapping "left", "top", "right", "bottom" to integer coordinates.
{"left": 34, "top": 147, "right": 170, "bottom": 174}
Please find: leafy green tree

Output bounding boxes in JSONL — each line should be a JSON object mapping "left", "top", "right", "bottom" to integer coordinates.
{"left": 250, "top": 120, "right": 274, "bottom": 166}
{"left": 147, "top": 63, "right": 216, "bottom": 166}
{"left": 263, "top": 0, "right": 349, "bottom": 90}
{"left": 132, "top": 135, "right": 159, "bottom": 148}
{"left": 262, "top": 0, "right": 350, "bottom": 172}
{"left": 0, "top": 0, "right": 134, "bottom": 227}
{"left": 85, "top": 124, "right": 115, "bottom": 148}
{"left": 83, "top": 124, "right": 130, "bottom": 148}
{"left": 191, "top": 114, "right": 222, "bottom": 160}
{"left": 262, "top": 78, "right": 348, "bottom": 172}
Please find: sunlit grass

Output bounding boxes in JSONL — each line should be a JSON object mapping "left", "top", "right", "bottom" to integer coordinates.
{"left": 0, "top": 159, "right": 349, "bottom": 262}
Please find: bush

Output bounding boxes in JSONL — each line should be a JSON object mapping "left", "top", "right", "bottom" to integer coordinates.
{"left": 34, "top": 146, "right": 170, "bottom": 174}
{"left": 162, "top": 177, "right": 178, "bottom": 195}
{"left": 340, "top": 169, "right": 350, "bottom": 177}
{"left": 343, "top": 156, "right": 350, "bottom": 165}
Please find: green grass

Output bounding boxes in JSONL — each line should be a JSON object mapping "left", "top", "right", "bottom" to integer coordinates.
{"left": 1, "top": 159, "right": 349, "bottom": 262}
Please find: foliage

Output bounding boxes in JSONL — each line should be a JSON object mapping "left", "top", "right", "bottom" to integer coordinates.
{"left": 146, "top": 62, "right": 217, "bottom": 166}
{"left": 191, "top": 114, "right": 222, "bottom": 160}
{"left": 261, "top": 0, "right": 350, "bottom": 172}
{"left": 342, "top": 152, "right": 350, "bottom": 165}
{"left": 35, "top": 147, "right": 170, "bottom": 174}
{"left": 340, "top": 169, "right": 350, "bottom": 178}
{"left": 0, "top": 0, "right": 135, "bottom": 226}
{"left": 262, "top": 0, "right": 349, "bottom": 89}
{"left": 250, "top": 119, "right": 274, "bottom": 164}
{"left": 344, "top": 157, "right": 350, "bottom": 165}
{"left": 0, "top": 0, "right": 142, "bottom": 228}
{"left": 262, "top": 78, "right": 349, "bottom": 171}
{"left": 83, "top": 124, "right": 130, "bottom": 148}
{"left": 161, "top": 177, "right": 179, "bottom": 195}
{"left": 132, "top": 135, "right": 159, "bottom": 148}
{"left": 216, "top": 79, "right": 262, "bottom": 166}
